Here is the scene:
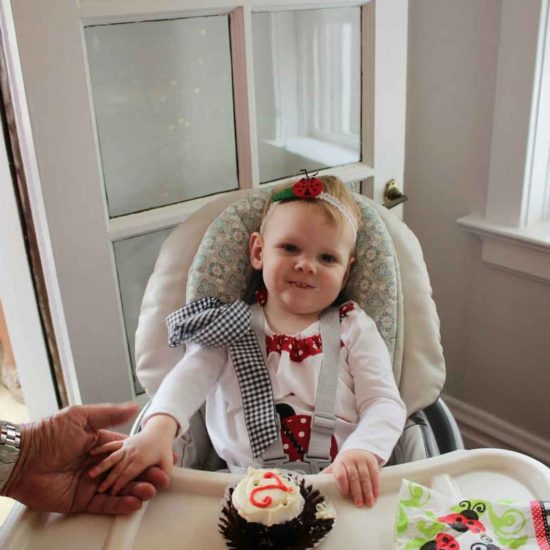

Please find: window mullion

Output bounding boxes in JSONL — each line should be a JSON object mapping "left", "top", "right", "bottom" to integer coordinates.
{"left": 231, "top": 6, "right": 259, "bottom": 189}
{"left": 361, "top": 2, "right": 375, "bottom": 170}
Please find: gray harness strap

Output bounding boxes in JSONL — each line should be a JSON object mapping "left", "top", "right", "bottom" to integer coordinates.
{"left": 167, "top": 297, "right": 279, "bottom": 458}
{"left": 251, "top": 306, "right": 341, "bottom": 474}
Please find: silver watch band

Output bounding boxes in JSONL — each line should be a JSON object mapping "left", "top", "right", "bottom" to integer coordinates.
{"left": 0, "top": 421, "right": 21, "bottom": 492}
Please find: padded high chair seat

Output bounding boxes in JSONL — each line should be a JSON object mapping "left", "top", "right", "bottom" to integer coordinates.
{"left": 135, "top": 189, "right": 463, "bottom": 467}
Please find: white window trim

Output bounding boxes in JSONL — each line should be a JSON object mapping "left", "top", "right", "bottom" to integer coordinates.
{"left": 457, "top": 0, "right": 550, "bottom": 283}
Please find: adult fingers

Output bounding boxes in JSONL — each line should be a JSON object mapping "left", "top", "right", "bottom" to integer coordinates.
{"left": 86, "top": 493, "right": 143, "bottom": 515}
{"left": 88, "top": 447, "right": 126, "bottom": 479}
{"left": 90, "top": 439, "right": 125, "bottom": 457}
{"left": 137, "top": 466, "right": 170, "bottom": 491}
{"left": 83, "top": 402, "right": 139, "bottom": 431}
{"left": 159, "top": 454, "right": 174, "bottom": 477}
{"left": 96, "top": 452, "right": 137, "bottom": 494}
{"left": 96, "top": 428, "right": 126, "bottom": 446}
{"left": 120, "top": 480, "right": 156, "bottom": 501}
{"left": 110, "top": 462, "right": 149, "bottom": 496}
{"left": 357, "top": 461, "right": 374, "bottom": 507}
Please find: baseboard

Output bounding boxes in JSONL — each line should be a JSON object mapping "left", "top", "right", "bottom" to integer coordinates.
{"left": 443, "top": 393, "right": 550, "bottom": 466}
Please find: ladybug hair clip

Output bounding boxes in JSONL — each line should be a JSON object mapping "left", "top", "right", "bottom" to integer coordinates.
{"left": 266, "top": 169, "right": 358, "bottom": 237}
{"left": 272, "top": 170, "right": 324, "bottom": 202}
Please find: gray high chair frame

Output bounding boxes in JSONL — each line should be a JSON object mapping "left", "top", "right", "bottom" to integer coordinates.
{"left": 131, "top": 189, "right": 464, "bottom": 468}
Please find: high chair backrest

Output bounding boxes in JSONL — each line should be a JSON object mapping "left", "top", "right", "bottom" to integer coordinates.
{"left": 136, "top": 189, "right": 445, "bottom": 423}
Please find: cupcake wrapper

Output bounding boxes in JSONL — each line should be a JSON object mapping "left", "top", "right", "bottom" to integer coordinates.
{"left": 219, "top": 477, "right": 335, "bottom": 550}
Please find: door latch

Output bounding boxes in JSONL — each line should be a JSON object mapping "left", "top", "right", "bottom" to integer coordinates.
{"left": 383, "top": 179, "right": 408, "bottom": 209}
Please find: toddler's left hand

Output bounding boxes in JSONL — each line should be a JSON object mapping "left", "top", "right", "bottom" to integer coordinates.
{"left": 322, "top": 449, "right": 380, "bottom": 508}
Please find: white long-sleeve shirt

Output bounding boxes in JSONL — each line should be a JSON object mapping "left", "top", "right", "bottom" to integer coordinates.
{"left": 145, "top": 301, "right": 406, "bottom": 472}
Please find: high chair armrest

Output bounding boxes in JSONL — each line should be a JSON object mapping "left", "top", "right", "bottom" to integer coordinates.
{"left": 423, "top": 397, "right": 464, "bottom": 454}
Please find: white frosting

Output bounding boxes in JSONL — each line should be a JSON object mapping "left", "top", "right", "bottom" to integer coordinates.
{"left": 315, "top": 501, "right": 336, "bottom": 520}
{"left": 231, "top": 468, "right": 305, "bottom": 526}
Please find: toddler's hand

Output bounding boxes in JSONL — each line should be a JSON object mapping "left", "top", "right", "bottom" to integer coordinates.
{"left": 88, "top": 415, "right": 177, "bottom": 496}
{"left": 323, "top": 449, "right": 380, "bottom": 508}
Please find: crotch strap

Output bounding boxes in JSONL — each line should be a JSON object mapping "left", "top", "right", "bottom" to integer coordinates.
{"left": 251, "top": 306, "right": 341, "bottom": 474}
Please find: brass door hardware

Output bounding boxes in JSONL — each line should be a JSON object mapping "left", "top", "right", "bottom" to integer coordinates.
{"left": 383, "top": 179, "right": 408, "bottom": 209}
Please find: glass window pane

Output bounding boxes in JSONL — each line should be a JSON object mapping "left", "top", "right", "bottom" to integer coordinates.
{"left": 253, "top": 8, "right": 361, "bottom": 183}
{"left": 113, "top": 228, "right": 172, "bottom": 395}
{"left": 85, "top": 16, "right": 238, "bottom": 218}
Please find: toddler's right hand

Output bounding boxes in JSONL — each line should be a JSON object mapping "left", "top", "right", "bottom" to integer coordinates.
{"left": 88, "top": 415, "right": 177, "bottom": 496}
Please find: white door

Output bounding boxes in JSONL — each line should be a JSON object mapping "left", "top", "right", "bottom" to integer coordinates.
{"left": 2, "top": 0, "right": 407, "bottom": 408}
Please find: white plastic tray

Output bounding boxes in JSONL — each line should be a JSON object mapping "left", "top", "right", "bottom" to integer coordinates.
{"left": 2, "top": 449, "right": 549, "bottom": 549}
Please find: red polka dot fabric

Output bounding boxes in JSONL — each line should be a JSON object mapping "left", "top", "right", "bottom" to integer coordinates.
{"left": 531, "top": 501, "right": 550, "bottom": 550}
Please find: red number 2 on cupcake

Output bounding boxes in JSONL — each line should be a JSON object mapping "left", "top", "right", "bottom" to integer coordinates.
{"left": 250, "top": 472, "right": 292, "bottom": 508}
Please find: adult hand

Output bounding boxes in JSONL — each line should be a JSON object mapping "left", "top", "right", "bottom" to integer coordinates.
{"left": 2, "top": 403, "right": 170, "bottom": 514}
{"left": 89, "top": 413, "right": 177, "bottom": 496}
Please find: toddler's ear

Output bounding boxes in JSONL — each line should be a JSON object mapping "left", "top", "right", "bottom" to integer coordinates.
{"left": 249, "top": 232, "right": 264, "bottom": 270}
{"left": 341, "top": 256, "right": 355, "bottom": 289}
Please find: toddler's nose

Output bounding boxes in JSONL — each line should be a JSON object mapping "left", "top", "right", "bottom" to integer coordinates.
{"left": 295, "top": 256, "right": 316, "bottom": 274}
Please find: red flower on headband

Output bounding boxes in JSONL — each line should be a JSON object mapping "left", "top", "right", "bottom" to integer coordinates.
{"left": 293, "top": 176, "right": 323, "bottom": 198}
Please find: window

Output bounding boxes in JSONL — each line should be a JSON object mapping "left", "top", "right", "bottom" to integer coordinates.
{"left": 252, "top": 8, "right": 361, "bottom": 183}
{"left": 458, "top": 0, "right": 550, "bottom": 282}
{"left": 82, "top": 6, "right": 370, "bottom": 396}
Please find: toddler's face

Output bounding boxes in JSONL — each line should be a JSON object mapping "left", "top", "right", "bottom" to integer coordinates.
{"left": 250, "top": 201, "right": 355, "bottom": 326}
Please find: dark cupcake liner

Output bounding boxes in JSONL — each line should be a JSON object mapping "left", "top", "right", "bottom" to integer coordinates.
{"left": 218, "top": 478, "right": 335, "bottom": 550}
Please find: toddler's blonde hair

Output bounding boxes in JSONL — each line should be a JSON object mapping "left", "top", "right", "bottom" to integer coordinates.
{"left": 262, "top": 175, "right": 361, "bottom": 234}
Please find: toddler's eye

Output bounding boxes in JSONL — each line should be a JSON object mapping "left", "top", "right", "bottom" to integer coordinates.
{"left": 320, "top": 253, "right": 336, "bottom": 264}
{"left": 282, "top": 243, "right": 298, "bottom": 253}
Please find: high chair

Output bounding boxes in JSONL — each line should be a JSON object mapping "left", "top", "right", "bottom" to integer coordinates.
{"left": 2, "top": 189, "right": 550, "bottom": 550}
{"left": 133, "top": 188, "right": 463, "bottom": 467}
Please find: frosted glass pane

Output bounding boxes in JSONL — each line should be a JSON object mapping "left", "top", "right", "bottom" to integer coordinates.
{"left": 113, "top": 228, "right": 173, "bottom": 394}
{"left": 253, "top": 8, "right": 361, "bottom": 183}
{"left": 85, "top": 17, "right": 238, "bottom": 218}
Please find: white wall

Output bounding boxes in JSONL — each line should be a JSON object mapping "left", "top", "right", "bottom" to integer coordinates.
{"left": 405, "top": 0, "right": 550, "bottom": 452}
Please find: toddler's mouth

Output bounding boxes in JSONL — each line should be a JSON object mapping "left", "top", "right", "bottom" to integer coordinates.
{"left": 289, "top": 281, "right": 314, "bottom": 289}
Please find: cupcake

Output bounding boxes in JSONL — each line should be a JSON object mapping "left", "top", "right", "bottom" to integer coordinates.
{"left": 218, "top": 468, "right": 336, "bottom": 550}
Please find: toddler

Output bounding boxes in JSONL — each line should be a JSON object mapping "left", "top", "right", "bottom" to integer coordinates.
{"left": 89, "top": 175, "right": 407, "bottom": 508}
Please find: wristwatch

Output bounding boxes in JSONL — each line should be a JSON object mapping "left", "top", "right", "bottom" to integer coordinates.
{"left": 0, "top": 421, "right": 21, "bottom": 492}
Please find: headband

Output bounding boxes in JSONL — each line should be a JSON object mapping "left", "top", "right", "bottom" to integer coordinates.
{"left": 261, "top": 172, "right": 359, "bottom": 238}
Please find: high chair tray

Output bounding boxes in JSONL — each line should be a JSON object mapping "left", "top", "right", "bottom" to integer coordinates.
{"left": 2, "top": 448, "right": 550, "bottom": 549}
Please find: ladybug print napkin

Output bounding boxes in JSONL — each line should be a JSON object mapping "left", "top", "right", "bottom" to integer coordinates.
{"left": 394, "top": 480, "right": 550, "bottom": 549}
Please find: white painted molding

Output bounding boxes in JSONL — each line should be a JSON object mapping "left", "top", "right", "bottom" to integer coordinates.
{"left": 443, "top": 393, "right": 550, "bottom": 466}
{"left": 461, "top": 1, "right": 550, "bottom": 283}
{"left": 457, "top": 214, "right": 550, "bottom": 283}
{"left": 485, "top": 0, "right": 542, "bottom": 226}
{"left": 108, "top": 163, "right": 375, "bottom": 240}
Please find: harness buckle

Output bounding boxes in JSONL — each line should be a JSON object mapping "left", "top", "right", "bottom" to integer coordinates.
{"left": 261, "top": 453, "right": 332, "bottom": 475}
{"left": 301, "top": 454, "right": 332, "bottom": 474}
{"left": 311, "top": 413, "right": 336, "bottom": 436}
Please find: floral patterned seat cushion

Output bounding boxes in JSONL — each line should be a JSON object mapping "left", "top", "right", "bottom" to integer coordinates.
{"left": 187, "top": 190, "right": 398, "bottom": 363}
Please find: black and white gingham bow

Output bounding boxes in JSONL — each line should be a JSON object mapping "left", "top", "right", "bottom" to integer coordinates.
{"left": 166, "top": 296, "right": 278, "bottom": 459}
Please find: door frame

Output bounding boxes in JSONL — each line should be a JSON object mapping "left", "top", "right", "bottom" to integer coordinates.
{"left": 0, "top": 0, "right": 59, "bottom": 418}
